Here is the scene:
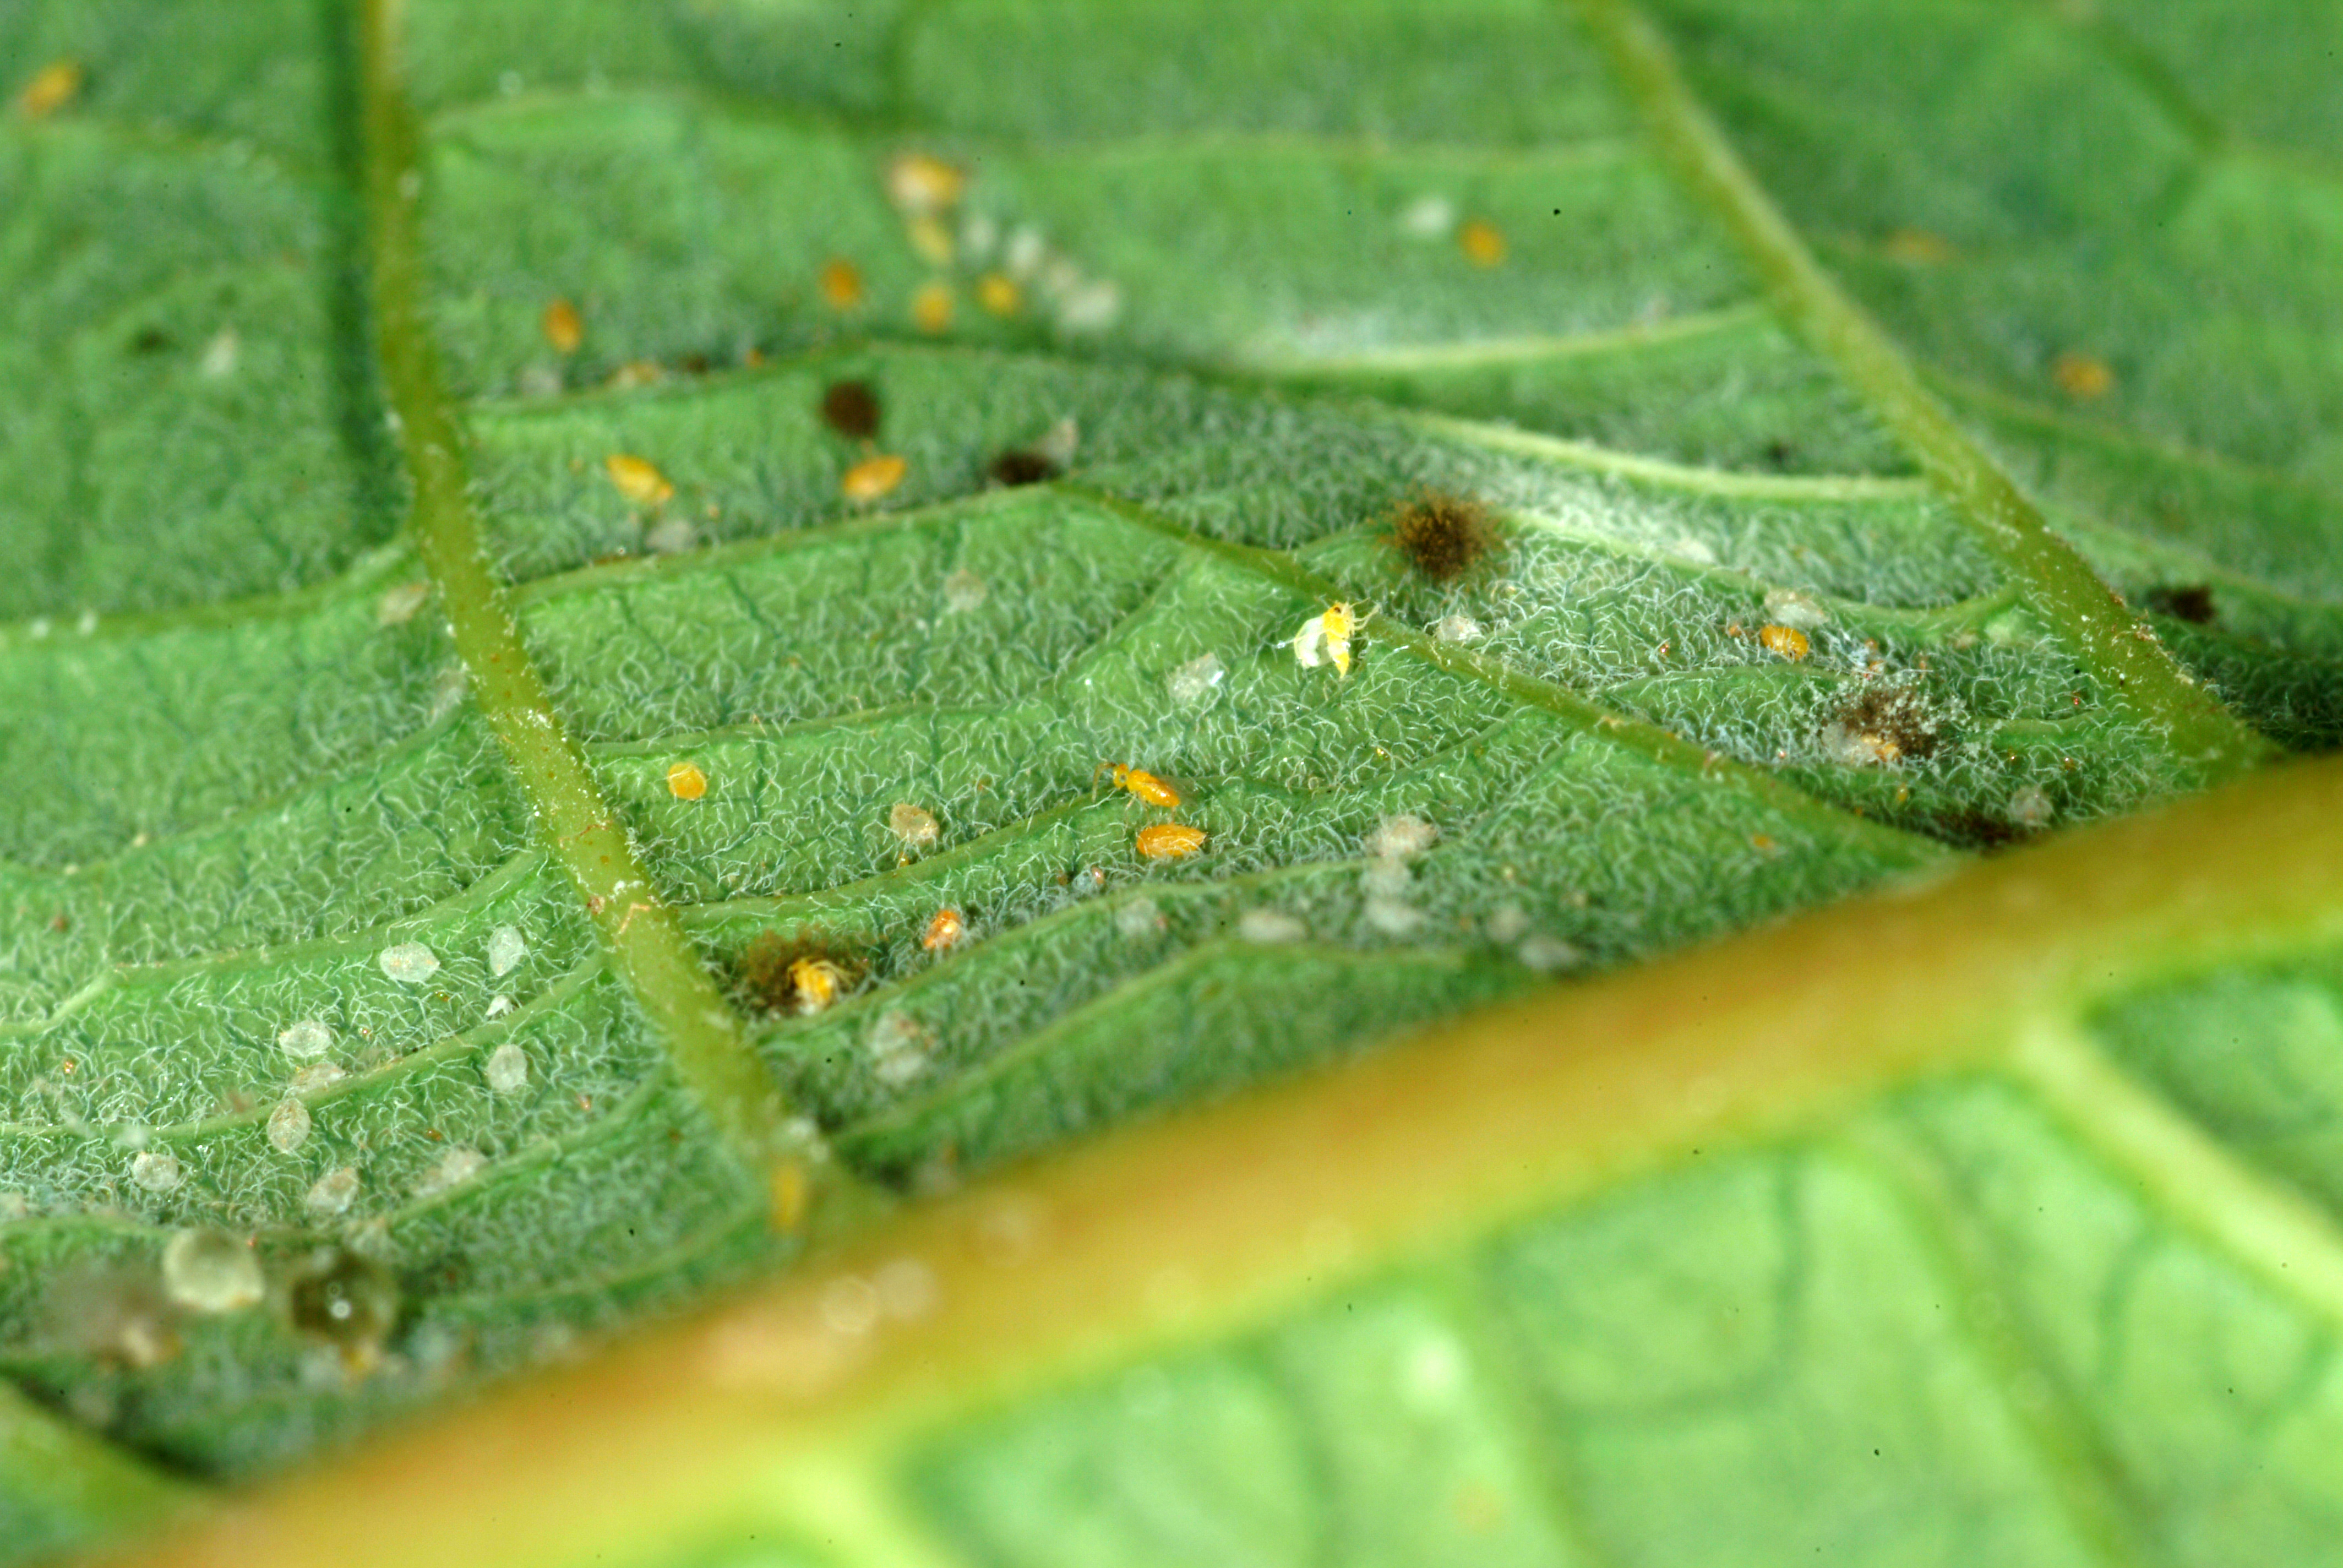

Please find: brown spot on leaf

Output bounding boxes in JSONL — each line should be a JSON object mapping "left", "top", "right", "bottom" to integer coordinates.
{"left": 2143, "top": 584, "right": 2216, "bottom": 625}
{"left": 1390, "top": 490, "right": 1501, "bottom": 581}
{"left": 735, "top": 933, "right": 864, "bottom": 1016}
{"left": 820, "top": 380, "right": 881, "bottom": 440}
{"left": 2052, "top": 352, "right": 2115, "bottom": 400}
{"left": 1827, "top": 678, "right": 1944, "bottom": 764}
{"left": 987, "top": 449, "right": 1059, "bottom": 487}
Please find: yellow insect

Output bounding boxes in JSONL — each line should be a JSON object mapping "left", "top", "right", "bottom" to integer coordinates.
{"left": 604, "top": 453, "right": 673, "bottom": 506}
{"left": 667, "top": 761, "right": 707, "bottom": 800}
{"left": 903, "top": 215, "right": 951, "bottom": 267}
{"left": 977, "top": 272, "right": 1022, "bottom": 317}
{"left": 922, "top": 908, "right": 966, "bottom": 951}
{"left": 820, "top": 258, "right": 864, "bottom": 310}
{"left": 16, "top": 59, "right": 81, "bottom": 121}
{"left": 1094, "top": 763, "right": 1181, "bottom": 809}
{"left": 1758, "top": 624, "right": 1811, "bottom": 662}
{"left": 541, "top": 298, "right": 584, "bottom": 354}
{"left": 1457, "top": 218, "right": 1506, "bottom": 267}
{"left": 888, "top": 802, "right": 940, "bottom": 851}
{"left": 1293, "top": 601, "right": 1358, "bottom": 678}
{"left": 2052, "top": 351, "right": 2115, "bottom": 400}
{"left": 885, "top": 152, "right": 967, "bottom": 216}
{"left": 911, "top": 280, "right": 955, "bottom": 334}
{"left": 1882, "top": 227, "right": 1954, "bottom": 265}
{"left": 841, "top": 454, "right": 908, "bottom": 503}
{"left": 1135, "top": 823, "right": 1208, "bottom": 860}
{"left": 769, "top": 1161, "right": 810, "bottom": 1231}
{"left": 787, "top": 957, "right": 852, "bottom": 1015}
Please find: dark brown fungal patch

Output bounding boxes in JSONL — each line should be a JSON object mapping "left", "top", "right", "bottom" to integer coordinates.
{"left": 1390, "top": 489, "right": 1501, "bottom": 581}
{"left": 819, "top": 379, "right": 881, "bottom": 440}
{"left": 987, "top": 449, "right": 1059, "bottom": 487}
{"left": 1826, "top": 678, "right": 1943, "bottom": 764}
{"left": 2143, "top": 584, "right": 2216, "bottom": 625}
{"left": 735, "top": 932, "right": 863, "bottom": 1015}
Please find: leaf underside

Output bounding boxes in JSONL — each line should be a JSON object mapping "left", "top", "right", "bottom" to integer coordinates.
{"left": 2, "top": 1, "right": 2341, "bottom": 1564}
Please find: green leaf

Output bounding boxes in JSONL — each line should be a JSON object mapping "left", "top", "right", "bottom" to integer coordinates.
{"left": 2, "top": 1, "right": 2339, "bottom": 1564}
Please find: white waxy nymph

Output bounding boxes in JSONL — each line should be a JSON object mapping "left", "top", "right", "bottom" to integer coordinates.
{"left": 1518, "top": 934, "right": 1585, "bottom": 973}
{"left": 1486, "top": 903, "right": 1532, "bottom": 943}
{"left": 1364, "top": 815, "right": 1437, "bottom": 861}
{"left": 305, "top": 1167, "right": 359, "bottom": 1217}
{"left": 1761, "top": 588, "right": 1830, "bottom": 631}
{"left": 161, "top": 1229, "right": 265, "bottom": 1314}
{"left": 375, "top": 581, "right": 429, "bottom": 627}
{"left": 417, "top": 1147, "right": 486, "bottom": 1198}
{"left": 644, "top": 518, "right": 698, "bottom": 556}
{"left": 267, "top": 1098, "right": 312, "bottom": 1154}
{"left": 378, "top": 942, "right": 439, "bottom": 983}
{"left": 1361, "top": 858, "right": 1412, "bottom": 900}
{"left": 1166, "top": 652, "right": 1226, "bottom": 707}
{"left": 485, "top": 1042, "right": 529, "bottom": 1095}
{"left": 1401, "top": 194, "right": 1457, "bottom": 238}
{"left": 130, "top": 1150, "right": 182, "bottom": 1193}
{"left": 486, "top": 924, "right": 526, "bottom": 977}
{"left": 1057, "top": 279, "right": 1122, "bottom": 333}
{"left": 1115, "top": 897, "right": 1165, "bottom": 940}
{"left": 866, "top": 1012, "right": 933, "bottom": 1088}
{"left": 888, "top": 803, "right": 940, "bottom": 851}
{"left": 1238, "top": 908, "right": 1307, "bottom": 944}
{"left": 942, "top": 568, "right": 988, "bottom": 614}
{"left": 290, "top": 1063, "right": 346, "bottom": 1094}
{"left": 277, "top": 1019, "right": 333, "bottom": 1060}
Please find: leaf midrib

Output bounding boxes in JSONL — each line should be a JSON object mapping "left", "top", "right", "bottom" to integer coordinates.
{"left": 123, "top": 748, "right": 2343, "bottom": 1568}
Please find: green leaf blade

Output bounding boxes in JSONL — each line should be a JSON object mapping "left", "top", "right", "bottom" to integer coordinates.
{"left": 7, "top": 1, "right": 2343, "bottom": 1562}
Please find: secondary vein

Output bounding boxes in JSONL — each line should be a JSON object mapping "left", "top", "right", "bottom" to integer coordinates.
{"left": 355, "top": 0, "right": 825, "bottom": 1216}
{"left": 1067, "top": 482, "right": 1949, "bottom": 869}
{"left": 1573, "top": 0, "right": 2272, "bottom": 782}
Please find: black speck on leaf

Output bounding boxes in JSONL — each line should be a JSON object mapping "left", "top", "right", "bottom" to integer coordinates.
{"left": 820, "top": 379, "right": 881, "bottom": 439}
{"left": 987, "top": 449, "right": 1060, "bottom": 487}
{"left": 2144, "top": 584, "right": 2217, "bottom": 624}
